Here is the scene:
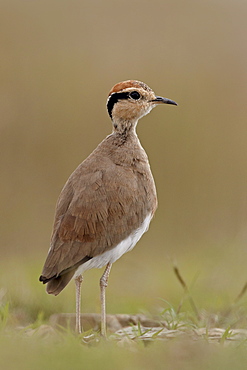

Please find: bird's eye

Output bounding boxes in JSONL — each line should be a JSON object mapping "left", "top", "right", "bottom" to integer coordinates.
{"left": 129, "top": 91, "right": 141, "bottom": 100}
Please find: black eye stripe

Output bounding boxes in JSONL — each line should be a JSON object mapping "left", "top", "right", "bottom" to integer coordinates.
{"left": 107, "top": 92, "right": 129, "bottom": 118}
{"left": 107, "top": 91, "right": 142, "bottom": 118}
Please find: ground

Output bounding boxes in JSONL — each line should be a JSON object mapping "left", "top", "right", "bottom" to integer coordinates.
{"left": 1, "top": 260, "right": 247, "bottom": 370}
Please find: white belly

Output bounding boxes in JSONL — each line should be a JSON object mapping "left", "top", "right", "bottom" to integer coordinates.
{"left": 74, "top": 212, "right": 152, "bottom": 277}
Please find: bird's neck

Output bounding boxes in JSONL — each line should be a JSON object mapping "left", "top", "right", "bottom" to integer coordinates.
{"left": 96, "top": 122, "right": 148, "bottom": 167}
{"left": 112, "top": 118, "right": 138, "bottom": 136}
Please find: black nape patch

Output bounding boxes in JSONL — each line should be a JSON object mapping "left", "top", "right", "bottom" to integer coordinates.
{"left": 107, "top": 92, "right": 129, "bottom": 119}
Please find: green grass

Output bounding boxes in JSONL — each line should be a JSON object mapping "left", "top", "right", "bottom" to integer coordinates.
{"left": 1, "top": 258, "right": 247, "bottom": 370}
{"left": 1, "top": 318, "right": 247, "bottom": 370}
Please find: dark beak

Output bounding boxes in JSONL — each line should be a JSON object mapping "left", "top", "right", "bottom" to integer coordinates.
{"left": 151, "top": 96, "right": 178, "bottom": 106}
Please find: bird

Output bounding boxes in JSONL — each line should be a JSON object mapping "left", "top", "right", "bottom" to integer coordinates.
{"left": 39, "top": 80, "right": 177, "bottom": 336}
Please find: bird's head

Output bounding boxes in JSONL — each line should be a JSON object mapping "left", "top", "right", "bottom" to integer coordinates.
{"left": 107, "top": 80, "right": 177, "bottom": 132}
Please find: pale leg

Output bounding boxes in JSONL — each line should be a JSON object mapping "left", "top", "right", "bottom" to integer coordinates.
{"left": 75, "top": 274, "right": 83, "bottom": 334}
{"left": 100, "top": 263, "right": 112, "bottom": 337}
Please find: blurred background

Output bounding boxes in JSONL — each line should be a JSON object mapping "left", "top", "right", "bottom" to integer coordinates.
{"left": 1, "top": 0, "right": 247, "bottom": 323}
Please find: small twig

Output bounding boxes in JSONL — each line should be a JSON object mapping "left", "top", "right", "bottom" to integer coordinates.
{"left": 234, "top": 281, "right": 247, "bottom": 304}
{"left": 173, "top": 264, "right": 200, "bottom": 321}
{"left": 174, "top": 266, "right": 188, "bottom": 292}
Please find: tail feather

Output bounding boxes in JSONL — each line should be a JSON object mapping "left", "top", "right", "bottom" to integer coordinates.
{"left": 39, "top": 255, "right": 93, "bottom": 295}
{"left": 42, "top": 269, "right": 76, "bottom": 296}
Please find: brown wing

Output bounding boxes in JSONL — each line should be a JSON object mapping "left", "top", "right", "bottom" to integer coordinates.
{"left": 40, "top": 156, "right": 150, "bottom": 282}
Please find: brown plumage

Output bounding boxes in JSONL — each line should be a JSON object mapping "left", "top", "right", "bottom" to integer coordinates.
{"left": 39, "top": 80, "right": 177, "bottom": 334}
